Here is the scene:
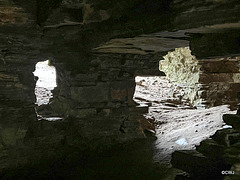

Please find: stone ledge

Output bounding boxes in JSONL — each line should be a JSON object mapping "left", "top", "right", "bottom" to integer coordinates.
{"left": 93, "top": 36, "right": 189, "bottom": 55}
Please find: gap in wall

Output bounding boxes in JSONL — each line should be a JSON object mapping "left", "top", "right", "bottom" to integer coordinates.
{"left": 33, "top": 60, "right": 62, "bottom": 121}
{"left": 133, "top": 76, "right": 235, "bottom": 165}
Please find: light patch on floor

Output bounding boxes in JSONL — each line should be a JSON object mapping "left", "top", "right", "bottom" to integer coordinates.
{"left": 134, "top": 76, "right": 235, "bottom": 165}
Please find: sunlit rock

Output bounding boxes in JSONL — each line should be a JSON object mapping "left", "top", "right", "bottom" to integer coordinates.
{"left": 159, "top": 47, "right": 202, "bottom": 107}
{"left": 160, "top": 47, "right": 240, "bottom": 108}
{"left": 159, "top": 47, "right": 199, "bottom": 86}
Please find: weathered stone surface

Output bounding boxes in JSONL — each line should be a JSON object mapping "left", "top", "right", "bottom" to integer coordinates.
{"left": 171, "top": 113, "right": 240, "bottom": 179}
{"left": 71, "top": 108, "right": 97, "bottom": 118}
{"left": 0, "top": 0, "right": 29, "bottom": 25}
{"left": 199, "top": 57, "right": 240, "bottom": 73}
{"left": 190, "top": 30, "right": 240, "bottom": 58}
{"left": 69, "top": 73, "right": 98, "bottom": 86}
{"left": 1, "top": 0, "right": 240, "bottom": 178}
{"left": 70, "top": 83, "right": 110, "bottom": 103}
{"left": 211, "top": 128, "right": 240, "bottom": 147}
{"left": 171, "top": 150, "right": 229, "bottom": 179}
{"left": 176, "top": 113, "right": 240, "bottom": 179}
{"left": 93, "top": 37, "right": 189, "bottom": 55}
{"left": 173, "top": 0, "right": 240, "bottom": 29}
{"left": 159, "top": 44, "right": 240, "bottom": 108}
{"left": 224, "top": 142, "right": 240, "bottom": 165}
{"left": 62, "top": 0, "right": 83, "bottom": 9}
{"left": 0, "top": 0, "right": 40, "bottom": 151}
{"left": 199, "top": 73, "right": 236, "bottom": 83}
{"left": 223, "top": 114, "right": 240, "bottom": 132}
{"left": 196, "top": 138, "right": 226, "bottom": 160}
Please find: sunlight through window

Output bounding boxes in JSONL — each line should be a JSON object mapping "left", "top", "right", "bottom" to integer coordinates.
{"left": 33, "top": 60, "right": 57, "bottom": 106}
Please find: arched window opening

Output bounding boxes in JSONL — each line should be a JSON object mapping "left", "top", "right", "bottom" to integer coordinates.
{"left": 33, "top": 60, "right": 62, "bottom": 121}
{"left": 33, "top": 60, "right": 57, "bottom": 106}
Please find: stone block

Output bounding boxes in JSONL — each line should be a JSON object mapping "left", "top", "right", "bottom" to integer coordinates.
{"left": 71, "top": 73, "right": 98, "bottom": 82}
{"left": 102, "top": 109, "right": 110, "bottom": 116}
{"left": 111, "top": 89, "right": 127, "bottom": 101}
{"left": 136, "top": 69, "right": 162, "bottom": 76}
{"left": 127, "top": 88, "right": 137, "bottom": 105}
{"left": 110, "top": 81, "right": 135, "bottom": 89}
{"left": 211, "top": 128, "right": 240, "bottom": 147}
{"left": 70, "top": 81, "right": 96, "bottom": 86}
{"left": 171, "top": 150, "right": 229, "bottom": 179}
{"left": 48, "top": 97, "right": 71, "bottom": 116}
{"left": 61, "top": 0, "right": 83, "bottom": 9}
{"left": 233, "top": 74, "right": 240, "bottom": 83}
{"left": 129, "top": 106, "right": 148, "bottom": 114}
{"left": 0, "top": 127, "right": 27, "bottom": 146}
{"left": 99, "top": 71, "right": 109, "bottom": 81}
{"left": 100, "top": 58, "right": 121, "bottom": 69}
{"left": 0, "top": 73, "right": 18, "bottom": 82}
{"left": 73, "top": 108, "right": 97, "bottom": 118}
{"left": 108, "top": 68, "right": 121, "bottom": 81}
{"left": 199, "top": 58, "right": 240, "bottom": 73}
{"left": 229, "top": 83, "right": 240, "bottom": 92}
{"left": 223, "top": 114, "right": 240, "bottom": 132}
{"left": 199, "top": 73, "right": 233, "bottom": 83}
{"left": 224, "top": 142, "right": 240, "bottom": 165}
{"left": 196, "top": 138, "right": 225, "bottom": 159}
{"left": 110, "top": 81, "right": 135, "bottom": 102}
{"left": 70, "top": 83, "right": 109, "bottom": 103}
{"left": 123, "top": 59, "right": 135, "bottom": 66}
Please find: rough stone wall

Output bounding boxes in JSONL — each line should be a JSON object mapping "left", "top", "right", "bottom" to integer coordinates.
{"left": 0, "top": 0, "right": 39, "bottom": 154}
{"left": 0, "top": 0, "right": 240, "bottom": 174}
{"left": 35, "top": 29, "right": 188, "bottom": 152}
{"left": 173, "top": 0, "right": 240, "bottom": 29}
{"left": 199, "top": 57, "right": 240, "bottom": 108}
{"left": 159, "top": 47, "right": 240, "bottom": 108}
{"left": 45, "top": 52, "right": 163, "bottom": 144}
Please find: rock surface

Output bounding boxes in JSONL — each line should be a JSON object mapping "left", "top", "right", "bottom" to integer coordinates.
{"left": 171, "top": 111, "right": 240, "bottom": 179}
{"left": 159, "top": 45, "right": 240, "bottom": 108}
{"left": 0, "top": 0, "right": 240, "bottom": 179}
{"left": 223, "top": 114, "right": 240, "bottom": 132}
{"left": 171, "top": 150, "right": 229, "bottom": 179}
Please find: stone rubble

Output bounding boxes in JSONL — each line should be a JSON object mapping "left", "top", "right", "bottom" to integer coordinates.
{"left": 171, "top": 111, "right": 240, "bottom": 179}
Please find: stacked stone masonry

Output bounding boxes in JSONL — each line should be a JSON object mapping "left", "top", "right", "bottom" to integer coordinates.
{"left": 0, "top": 0, "right": 240, "bottom": 176}
{"left": 159, "top": 47, "right": 240, "bottom": 108}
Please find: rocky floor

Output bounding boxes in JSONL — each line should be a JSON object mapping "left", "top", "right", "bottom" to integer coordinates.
{"left": 134, "top": 76, "right": 236, "bottom": 165}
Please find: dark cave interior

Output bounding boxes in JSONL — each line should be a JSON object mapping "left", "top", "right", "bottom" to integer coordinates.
{"left": 0, "top": 0, "right": 240, "bottom": 179}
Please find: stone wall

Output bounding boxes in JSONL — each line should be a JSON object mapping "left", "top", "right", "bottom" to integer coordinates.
{"left": 45, "top": 52, "right": 163, "bottom": 145}
{"left": 0, "top": 0, "right": 39, "bottom": 164}
{"left": 173, "top": 0, "right": 240, "bottom": 29}
{"left": 0, "top": 0, "right": 240, "bottom": 175}
{"left": 36, "top": 30, "right": 189, "bottom": 146}
{"left": 159, "top": 46, "right": 240, "bottom": 108}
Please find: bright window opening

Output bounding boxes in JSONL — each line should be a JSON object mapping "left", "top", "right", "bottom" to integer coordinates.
{"left": 33, "top": 60, "right": 57, "bottom": 106}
